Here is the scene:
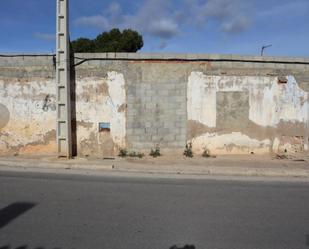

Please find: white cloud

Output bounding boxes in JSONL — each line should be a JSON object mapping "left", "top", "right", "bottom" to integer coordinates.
{"left": 221, "top": 16, "right": 251, "bottom": 33}
{"left": 147, "top": 19, "right": 179, "bottom": 39}
{"left": 190, "top": 0, "right": 252, "bottom": 32}
{"left": 74, "top": 0, "right": 180, "bottom": 40}
{"left": 74, "top": 15, "right": 110, "bottom": 29}
{"left": 73, "top": 0, "right": 252, "bottom": 43}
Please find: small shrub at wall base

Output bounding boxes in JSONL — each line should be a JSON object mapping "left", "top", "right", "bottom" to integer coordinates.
{"left": 183, "top": 143, "right": 193, "bottom": 158}
{"left": 202, "top": 147, "right": 211, "bottom": 158}
{"left": 118, "top": 149, "right": 127, "bottom": 157}
{"left": 129, "top": 151, "right": 145, "bottom": 158}
{"left": 118, "top": 149, "right": 144, "bottom": 158}
{"left": 150, "top": 145, "right": 161, "bottom": 158}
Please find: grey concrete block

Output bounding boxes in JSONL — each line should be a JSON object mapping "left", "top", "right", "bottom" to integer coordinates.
{"left": 167, "top": 141, "right": 185, "bottom": 148}
{"left": 126, "top": 128, "right": 134, "bottom": 135}
{"left": 151, "top": 135, "right": 164, "bottom": 142}
{"left": 176, "top": 134, "right": 187, "bottom": 140}
{"left": 133, "top": 129, "right": 145, "bottom": 135}
{"left": 175, "top": 109, "right": 186, "bottom": 115}
{"left": 115, "top": 53, "right": 128, "bottom": 59}
{"left": 162, "top": 53, "right": 187, "bottom": 60}
{"left": 163, "top": 134, "right": 176, "bottom": 141}
{"left": 159, "top": 127, "right": 171, "bottom": 135}
{"left": 175, "top": 121, "right": 185, "bottom": 128}
{"left": 106, "top": 52, "right": 116, "bottom": 59}
{"left": 163, "top": 122, "right": 175, "bottom": 129}
{"left": 140, "top": 53, "right": 165, "bottom": 60}
{"left": 144, "top": 127, "right": 154, "bottom": 134}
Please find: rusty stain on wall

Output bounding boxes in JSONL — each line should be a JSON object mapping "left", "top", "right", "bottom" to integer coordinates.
{"left": 18, "top": 129, "right": 57, "bottom": 154}
{"left": 117, "top": 103, "right": 127, "bottom": 113}
{"left": 76, "top": 121, "right": 93, "bottom": 129}
{"left": 80, "top": 80, "right": 109, "bottom": 100}
{"left": 187, "top": 120, "right": 216, "bottom": 140}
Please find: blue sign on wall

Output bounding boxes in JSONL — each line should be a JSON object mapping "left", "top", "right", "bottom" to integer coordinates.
{"left": 99, "top": 122, "right": 111, "bottom": 132}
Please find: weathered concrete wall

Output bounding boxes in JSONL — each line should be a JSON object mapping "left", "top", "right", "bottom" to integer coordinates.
{"left": 75, "top": 72, "right": 126, "bottom": 157}
{"left": 187, "top": 74, "right": 308, "bottom": 154}
{"left": 0, "top": 56, "right": 56, "bottom": 155}
{"left": 0, "top": 53, "right": 309, "bottom": 156}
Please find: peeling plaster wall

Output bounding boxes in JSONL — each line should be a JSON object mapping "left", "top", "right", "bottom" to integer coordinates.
{"left": 187, "top": 72, "right": 309, "bottom": 154}
{"left": 1, "top": 54, "right": 309, "bottom": 157}
{"left": 0, "top": 77, "right": 57, "bottom": 155}
{"left": 75, "top": 72, "right": 126, "bottom": 157}
{"left": 193, "top": 132, "right": 271, "bottom": 154}
{"left": 0, "top": 56, "right": 57, "bottom": 156}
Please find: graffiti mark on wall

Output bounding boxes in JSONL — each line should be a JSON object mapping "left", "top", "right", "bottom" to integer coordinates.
{"left": 35, "top": 95, "right": 56, "bottom": 112}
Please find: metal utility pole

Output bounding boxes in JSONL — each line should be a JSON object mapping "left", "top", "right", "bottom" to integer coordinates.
{"left": 56, "top": 0, "right": 72, "bottom": 158}
{"left": 261, "top": 44, "right": 272, "bottom": 56}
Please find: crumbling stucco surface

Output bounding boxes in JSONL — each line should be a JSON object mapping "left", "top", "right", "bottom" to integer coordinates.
{"left": 187, "top": 72, "right": 309, "bottom": 155}
{"left": 0, "top": 53, "right": 308, "bottom": 157}
{"left": 0, "top": 77, "right": 57, "bottom": 155}
{"left": 75, "top": 72, "right": 126, "bottom": 157}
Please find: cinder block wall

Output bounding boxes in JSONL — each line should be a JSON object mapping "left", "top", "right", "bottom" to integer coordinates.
{"left": 0, "top": 53, "right": 309, "bottom": 157}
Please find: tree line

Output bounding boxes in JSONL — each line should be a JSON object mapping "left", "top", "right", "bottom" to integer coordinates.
{"left": 71, "top": 28, "right": 143, "bottom": 53}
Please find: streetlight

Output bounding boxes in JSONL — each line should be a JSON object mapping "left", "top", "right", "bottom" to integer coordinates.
{"left": 260, "top": 44, "right": 272, "bottom": 56}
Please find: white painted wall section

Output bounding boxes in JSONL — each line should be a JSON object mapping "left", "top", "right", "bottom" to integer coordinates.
{"left": 187, "top": 72, "right": 309, "bottom": 154}
{"left": 76, "top": 72, "right": 126, "bottom": 151}
{"left": 188, "top": 72, "right": 308, "bottom": 128}
{"left": 107, "top": 71, "right": 126, "bottom": 148}
{"left": 187, "top": 72, "right": 216, "bottom": 127}
{"left": 192, "top": 132, "right": 271, "bottom": 154}
{"left": 249, "top": 75, "right": 308, "bottom": 127}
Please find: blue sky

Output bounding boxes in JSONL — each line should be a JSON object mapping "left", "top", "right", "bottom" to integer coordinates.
{"left": 0, "top": 0, "right": 308, "bottom": 56}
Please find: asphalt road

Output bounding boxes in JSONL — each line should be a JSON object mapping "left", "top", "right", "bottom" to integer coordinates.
{"left": 0, "top": 170, "right": 309, "bottom": 249}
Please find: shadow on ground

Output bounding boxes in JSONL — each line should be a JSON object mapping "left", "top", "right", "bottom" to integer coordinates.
{"left": 0, "top": 246, "right": 62, "bottom": 249}
{"left": 170, "top": 245, "right": 195, "bottom": 249}
{"left": 0, "top": 202, "right": 36, "bottom": 229}
{"left": 0, "top": 247, "right": 62, "bottom": 249}
{"left": 0, "top": 245, "right": 195, "bottom": 249}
